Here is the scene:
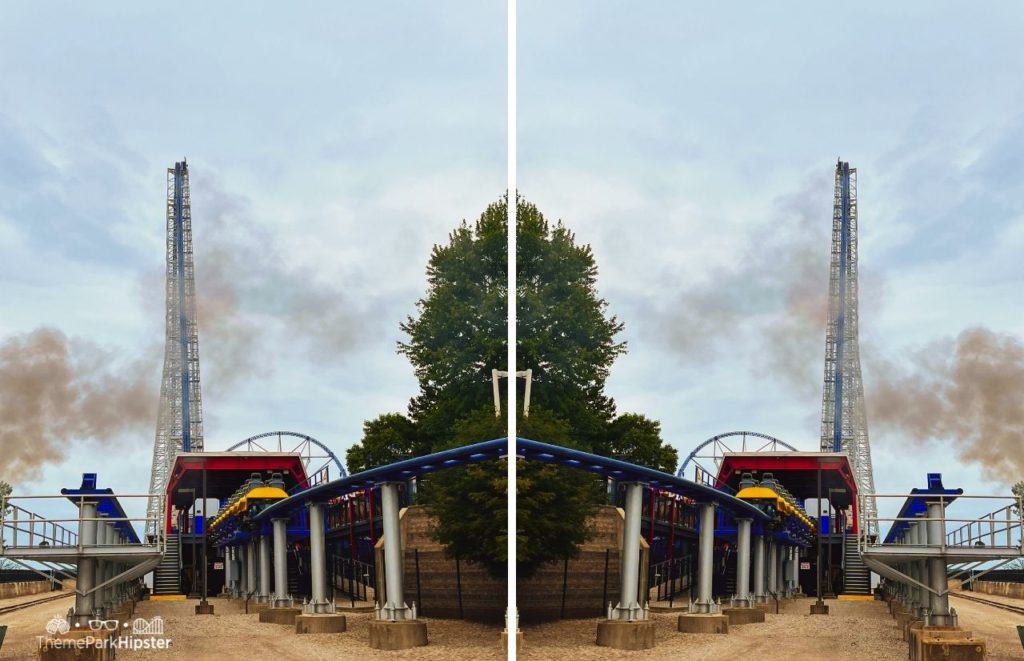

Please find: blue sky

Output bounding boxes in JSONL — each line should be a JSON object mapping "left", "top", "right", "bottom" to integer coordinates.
{"left": 519, "top": 1, "right": 1024, "bottom": 511}
{"left": 0, "top": 2, "right": 505, "bottom": 520}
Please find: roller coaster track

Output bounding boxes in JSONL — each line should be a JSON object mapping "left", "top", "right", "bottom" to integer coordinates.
{"left": 949, "top": 590, "right": 1024, "bottom": 616}
{"left": 0, "top": 591, "right": 72, "bottom": 615}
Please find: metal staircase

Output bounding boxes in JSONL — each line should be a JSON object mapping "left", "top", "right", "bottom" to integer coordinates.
{"left": 843, "top": 535, "right": 871, "bottom": 595}
{"left": 153, "top": 534, "right": 181, "bottom": 595}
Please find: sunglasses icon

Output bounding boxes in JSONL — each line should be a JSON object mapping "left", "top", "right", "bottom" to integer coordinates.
{"left": 88, "top": 619, "right": 120, "bottom": 631}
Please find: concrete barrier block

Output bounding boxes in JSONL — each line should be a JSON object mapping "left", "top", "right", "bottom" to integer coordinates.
{"left": 368, "top": 619, "right": 428, "bottom": 650}
{"left": 596, "top": 619, "right": 657, "bottom": 649}
{"left": 678, "top": 614, "right": 729, "bottom": 634}
{"left": 722, "top": 607, "right": 765, "bottom": 625}
{"left": 295, "top": 613, "right": 347, "bottom": 634}
{"left": 259, "top": 607, "right": 302, "bottom": 625}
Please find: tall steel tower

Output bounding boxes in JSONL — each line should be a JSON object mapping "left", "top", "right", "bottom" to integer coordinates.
{"left": 819, "top": 160, "right": 878, "bottom": 536}
{"left": 146, "top": 160, "right": 204, "bottom": 536}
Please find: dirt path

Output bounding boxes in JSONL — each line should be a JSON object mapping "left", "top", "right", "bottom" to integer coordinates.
{"left": 521, "top": 598, "right": 907, "bottom": 661}
{"left": 117, "top": 598, "right": 504, "bottom": 660}
{"left": 950, "top": 594, "right": 1024, "bottom": 660}
{"left": 0, "top": 593, "right": 75, "bottom": 660}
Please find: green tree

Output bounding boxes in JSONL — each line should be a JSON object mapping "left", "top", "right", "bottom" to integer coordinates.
{"left": 346, "top": 414, "right": 424, "bottom": 473}
{"left": 599, "top": 413, "right": 678, "bottom": 474}
{"left": 517, "top": 199, "right": 624, "bottom": 448}
{"left": 345, "top": 194, "right": 677, "bottom": 580}
{"left": 400, "top": 198, "right": 508, "bottom": 447}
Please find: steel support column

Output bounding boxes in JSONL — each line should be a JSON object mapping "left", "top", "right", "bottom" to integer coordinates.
{"left": 306, "top": 502, "right": 334, "bottom": 613}
{"left": 258, "top": 535, "right": 271, "bottom": 603}
{"left": 612, "top": 482, "right": 646, "bottom": 620}
{"left": 926, "top": 502, "right": 955, "bottom": 626}
{"left": 246, "top": 540, "right": 257, "bottom": 597}
{"left": 735, "top": 518, "right": 752, "bottom": 606}
{"left": 767, "top": 541, "right": 778, "bottom": 596}
{"left": 272, "top": 518, "right": 289, "bottom": 606}
{"left": 73, "top": 502, "right": 98, "bottom": 627}
{"left": 379, "top": 482, "right": 410, "bottom": 620}
{"left": 224, "top": 545, "right": 233, "bottom": 596}
{"left": 690, "top": 501, "right": 719, "bottom": 614}
{"left": 753, "top": 534, "right": 766, "bottom": 603}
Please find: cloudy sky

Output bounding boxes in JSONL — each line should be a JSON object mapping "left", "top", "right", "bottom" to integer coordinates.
{"left": 0, "top": 1, "right": 505, "bottom": 520}
{"left": 519, "top": 1, "right": 1024, "bottom": 514}
{"left": 3, "top": 1, "right": 1023, "bottom": 535}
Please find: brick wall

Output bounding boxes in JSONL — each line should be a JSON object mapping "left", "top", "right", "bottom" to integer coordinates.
{"left": 373, "top": 505, "right": 645, "bottom": 624}
{"left": 375, "top": 506, "right": 506, "bottom": 624}
{"left": 518, "top": 506, "right": 648, "bottom": 623}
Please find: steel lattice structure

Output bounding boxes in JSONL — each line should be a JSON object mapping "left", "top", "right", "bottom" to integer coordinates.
{"left": 819, "top": 160, "right": 877, "bottom": 536}
{"left": 677, "top": 431, "right": 798, "bottom": 479}
{"left": 146, "top": 160, "right": 204, "bottom": 536}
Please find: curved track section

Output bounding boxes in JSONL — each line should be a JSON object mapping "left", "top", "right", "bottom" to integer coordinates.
{"left": 225, "top": 431, "right": 347, "bottom": 480}
{"left": 677, "top": 431, "right": 798, "bottom": 479}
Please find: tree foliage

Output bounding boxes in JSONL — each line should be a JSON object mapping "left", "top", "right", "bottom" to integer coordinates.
{"left": 345, "top": 194, "right": 677, "bottom": 580}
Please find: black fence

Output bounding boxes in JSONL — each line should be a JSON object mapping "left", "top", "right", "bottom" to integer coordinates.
{"left": 650, "top": 555, "right": 693, "bottom": 604}
{"left": 959, "top": 567, "right": 1024, "bottom": 586}
{"left": 333, "top": 555, "right": 374, "bottom": 605}
{"left": 0, "top": 568, "right": 74, "bottom": 585}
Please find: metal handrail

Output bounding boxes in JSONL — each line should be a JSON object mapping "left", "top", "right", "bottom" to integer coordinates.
{"left": 0, "top": 493, "right": 166, "bottom": 553}
{"left": 857, "top": 493, "right": 1024, "bottom": 556}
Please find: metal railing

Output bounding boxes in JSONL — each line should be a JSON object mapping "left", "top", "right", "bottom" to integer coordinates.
{"left": 858, "top": 493, "right": 1024, "bottom": 554}
{"left": 1, "top": 493, "right": 166, "bottom": 554}
{"left": 333, "top": 555, "right": 374, "bottom": 605}
{"left": 650, "top": 555, "right": 691, "bottom": 603}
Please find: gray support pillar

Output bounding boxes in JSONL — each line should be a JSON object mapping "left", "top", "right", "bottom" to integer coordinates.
{"left": 272, "top": 518, "right": 289, "bottom": 606}
{"left": 926, "top": 501, "right": 955, "bottom": 626}
{"left": 224, "top": 545, "right": 233, "bottom": 595}
{"left": 306, "top": 502, "right": 334, "bottom": 614}
{"left": 237, "top": 546, "right": 247, "bottom": 595}
{"left": 774, "top": 548, "right": 782, "bottom": 597}
{"left": 73, "top": 502, "right": 98, "bottom": 627}
{"left": 753, "top": 534, "right": 766, "bottom": 602}
{"left": 258, "top": 535, "right": 271, "bottom": 603}
{"left": 613, "top": 482, "right": 646, "bottom": 620}
{"left": 379, "top": 483, "right": 408, "bottom": 620}
{"left": 102, "top": 522, "right": 115, "bottom": 610}
{"left": 735, "top": 518, "right": 752, "bottom": 606}
{"left": 767, "top": 541, "right": 778, "bottom": 596}
{"left": 907, "top": 523, "right": 919, "bottom": 612}
{"left": 246, "top": 540, "right": 257, "bottom": 597}
{"left": 690, "top": 501, "right": 718, "bottom": 614}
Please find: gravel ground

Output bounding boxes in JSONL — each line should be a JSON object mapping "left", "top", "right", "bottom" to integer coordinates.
{"left": 116, "top": 598, "right": 505, "bottom": 660}
{"left": 950, "top": 592, "right": 1024, "bottom": 661}
{"left": 0, "top": 596, "right": 504, "bottom": 660}
{"left": 520, "top": 598, "right": 908, "bottom": 660}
